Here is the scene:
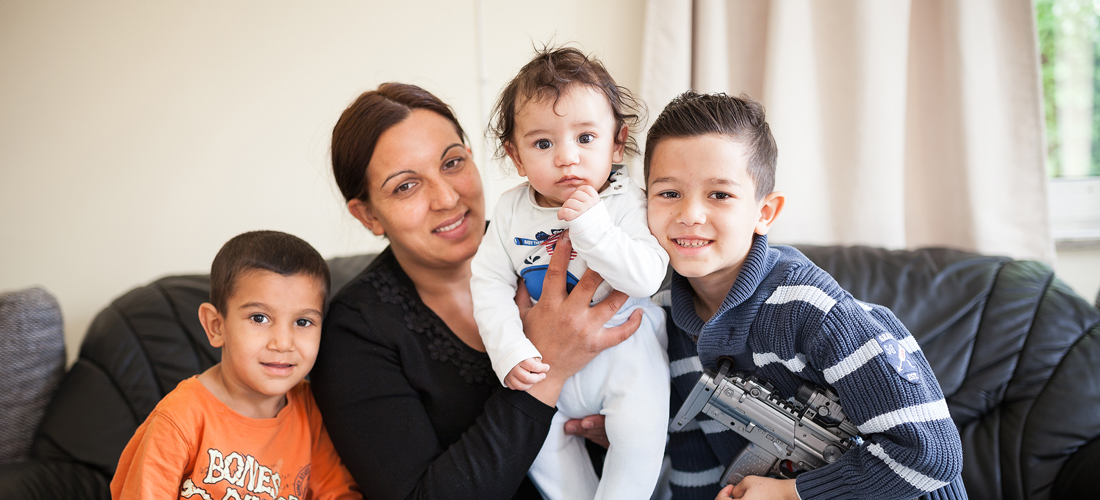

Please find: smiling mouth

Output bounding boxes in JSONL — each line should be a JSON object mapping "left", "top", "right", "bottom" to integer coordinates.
{"left": 674, "top": 238, "right": 711, "bottom": 248}
{"left": 434, "top": 212, "right": 466, "bottom": 233}
{"left": 261, "top": 362, "right": 294, "bottom": 370}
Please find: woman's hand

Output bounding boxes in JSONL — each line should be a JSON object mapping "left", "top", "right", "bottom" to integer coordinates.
{"left": 563, "top": 414, "right": 609, "bottom": 448}
{"left": 521, "top": 231, "right": 642, "bottom": 406}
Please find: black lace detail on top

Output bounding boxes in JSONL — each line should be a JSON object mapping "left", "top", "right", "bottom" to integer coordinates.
{"left": 366, "top": 263, "right": 494, "bottom": 385}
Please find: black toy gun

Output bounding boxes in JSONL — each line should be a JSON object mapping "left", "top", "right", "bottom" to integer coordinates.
{"left": 669, "top": 359, "right": 862, "bottom": 485}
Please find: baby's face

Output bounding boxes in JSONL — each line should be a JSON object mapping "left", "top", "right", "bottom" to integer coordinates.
{"left": 506, "top": 84, "right": 624, "bottom": 207}
{"left": 647, "top": 134, "right": 767, "bottom": 290}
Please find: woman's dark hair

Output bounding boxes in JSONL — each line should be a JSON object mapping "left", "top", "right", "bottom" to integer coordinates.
{"left": 209, "top": 230, "right": 331, "bottom": 313}
{"left": 644, "top": 91, "right": 778, "bottom": 201}
{"left": 331, "top": 83, "right": 467, "bottom": 202}
{"left": 490, "top": 46, "right": 644, "bottom": 161}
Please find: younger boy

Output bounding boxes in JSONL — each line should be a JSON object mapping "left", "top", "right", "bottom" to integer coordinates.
{"left": 111, "top": 230, "right": 360, "bottom": 500}
{"left": 645, "top": 92, "right": 967, "bottom": 500}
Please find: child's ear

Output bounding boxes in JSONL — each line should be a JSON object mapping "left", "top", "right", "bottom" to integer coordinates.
{"left": 198, "top": 303, "right": 226, "bottom": 348}
{"left": 755, "top": 191, "right": 785, "bottom": 235}
{"left": 504, "top": 140, "right": 527, "bottom": 177}
{"left": 347, "top": 199, "right": 386, "bottom": 236}
{"left": 612, "top": 124, "right": 628, "bottom": 163}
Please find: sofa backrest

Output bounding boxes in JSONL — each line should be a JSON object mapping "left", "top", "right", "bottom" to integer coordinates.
{"left": 30, "top": 247, "right": 1100, "bottom": 500}
{"left": 797, "top": 245, "right": 1100, "bottom": 500}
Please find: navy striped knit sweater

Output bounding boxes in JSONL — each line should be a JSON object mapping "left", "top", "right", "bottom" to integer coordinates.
{"left": 663, "top": 235, "right": 967, "bottom": 500}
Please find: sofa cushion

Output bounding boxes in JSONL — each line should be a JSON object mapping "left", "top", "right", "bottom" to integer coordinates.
{"left": 0, "top": 287, "right": 65, "bottom": 464}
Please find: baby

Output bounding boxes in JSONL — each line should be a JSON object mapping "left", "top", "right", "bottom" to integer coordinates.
{"left": 470, "top": 47, "right": 670, "bottom": 500}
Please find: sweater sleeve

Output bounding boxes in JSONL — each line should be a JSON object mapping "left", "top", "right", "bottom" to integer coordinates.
{"left": 310, "top": 299, "right": 557, "bottom": 500}
{"left": 568, "top": 183, "right": 668, "bottom": 298}
{"left": 794, "top": 297, "right": 964, "bottom": 500}
{"left": 471, "top": 192, "right": 543, "bottom": 384}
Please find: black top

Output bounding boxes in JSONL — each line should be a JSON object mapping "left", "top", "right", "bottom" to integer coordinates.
{"left": 311, "top": 247, "right": 555, "bottom": 500}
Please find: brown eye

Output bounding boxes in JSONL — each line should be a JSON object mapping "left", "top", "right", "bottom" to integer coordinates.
{"left": 250, "top": 314, "right": 269, "bottom": 324}
{"left": 443, "top": 157, "right": 465, "bottom": 170}
{"left": 535, "top": 139, "right": 552, "bottom": 150}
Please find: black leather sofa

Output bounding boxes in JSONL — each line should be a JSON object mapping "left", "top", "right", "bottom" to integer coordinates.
{"left": 1, "top": 246, "right": 1098, "bottom": 499}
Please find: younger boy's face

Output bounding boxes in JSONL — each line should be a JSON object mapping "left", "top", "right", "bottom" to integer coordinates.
{"left": 207, "top": 270, "right": 325, "bottom": 407}
{"left": 647, "top": 134, "right": 779, "bottom": 292}
{"left": 505, "top": 84, "right": 626, "bottom": 207}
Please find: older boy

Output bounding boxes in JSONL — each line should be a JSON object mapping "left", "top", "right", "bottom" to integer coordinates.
{"left": 111, "top": 231, "right": 360, "bottom": 500}
{"left": 645, "top": 92, "right": 966, "bottom": 500}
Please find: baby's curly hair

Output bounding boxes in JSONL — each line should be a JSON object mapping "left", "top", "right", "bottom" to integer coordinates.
{"left": 490, "top": 46, "right": 644, "bottom": 161}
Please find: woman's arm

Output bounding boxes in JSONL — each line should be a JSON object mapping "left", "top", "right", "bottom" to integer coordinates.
{"left": 311, "top": 236, "right": 639, "bottom": 499}
{"left": 311, "top": 304, "right": 554, "bottom": 500}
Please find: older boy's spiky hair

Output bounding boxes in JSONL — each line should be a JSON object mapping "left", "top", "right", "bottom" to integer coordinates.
{"left": 490, "top": 46, "right": 645, "bottom": 161}
{"left": 645, "top": 91, "right": 778, "bottom": 201}
{"left": 209, "top": 230, "right": 330, "bottom": 313}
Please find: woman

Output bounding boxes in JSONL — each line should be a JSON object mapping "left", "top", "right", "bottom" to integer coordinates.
{"left": 311, "top": 83, "right": 638, "bottom": 499}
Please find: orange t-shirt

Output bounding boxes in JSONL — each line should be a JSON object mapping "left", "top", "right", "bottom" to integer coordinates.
{"left": 111, "top": 377, "right": 360, "bottom": 500}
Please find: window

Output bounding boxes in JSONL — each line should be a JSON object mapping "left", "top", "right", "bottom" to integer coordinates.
{"left": 1036, "top": 0, "right": 1100, "bottom": 241}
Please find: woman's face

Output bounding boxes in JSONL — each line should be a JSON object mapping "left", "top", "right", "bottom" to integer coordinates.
{"left": 348, "top": 109, "right": 485, "bottom": 271}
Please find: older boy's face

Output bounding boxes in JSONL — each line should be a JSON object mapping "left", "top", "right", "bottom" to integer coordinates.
{"left": 210, "top": 270, "right": 324, "bottom": 408}
{"left": 647, "top": 134, "right": 771, "bottom": 292}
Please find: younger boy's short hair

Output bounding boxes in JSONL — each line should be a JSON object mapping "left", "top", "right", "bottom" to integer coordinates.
{"left": 644, "top": 91, "right": 778, "bottom": 201}
{"left": 490, "top": 45, "right": 645, "bottom": 161}
{"left": 209, "top": 230, "right": 331, "bottom": 313}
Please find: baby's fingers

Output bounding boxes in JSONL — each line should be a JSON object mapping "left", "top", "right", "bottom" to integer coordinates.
{"left": 572, "top": 184, "right": 599, "bottom": 200}
{"left": 513, "top": 370, "right": 545, "bottom": 388}
{"left": 558, "top": 206, "right": 580, "bottom": 222}
{"left": 505, "top": 370, "right": 542, "bottom": 390}
{"left": 519, "top": 357, "right": 550, "bottom": 374}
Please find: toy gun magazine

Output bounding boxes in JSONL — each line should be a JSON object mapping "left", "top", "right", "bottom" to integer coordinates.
{"left": 669, "top": 359, "right": 862, "bottom": 485}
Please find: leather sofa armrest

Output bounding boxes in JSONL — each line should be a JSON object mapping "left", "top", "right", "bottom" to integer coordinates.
{"left": 0, "top": 460, "right": 109, "bottom": 499}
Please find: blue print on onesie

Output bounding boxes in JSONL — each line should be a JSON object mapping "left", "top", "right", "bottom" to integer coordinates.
{"left": 514, "top": 228, "right": 579, "bottom": 300}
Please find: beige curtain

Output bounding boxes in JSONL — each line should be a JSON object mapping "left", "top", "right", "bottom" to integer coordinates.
{"left": 638, "top": 0, "right": 1054, "bottom": 262}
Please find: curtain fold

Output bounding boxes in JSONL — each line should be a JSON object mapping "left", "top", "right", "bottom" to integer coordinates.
{"left": 640, "top": 0, "right": 1053, "bottom": 262}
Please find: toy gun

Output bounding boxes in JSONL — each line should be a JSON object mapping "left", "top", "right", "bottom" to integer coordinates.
{"left": 669, "top": 359, "right": 862, "bottom": 485}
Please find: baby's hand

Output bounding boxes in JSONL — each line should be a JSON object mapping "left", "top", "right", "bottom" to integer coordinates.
{"left": 718, "top": 476, "right": 798, "bottom": 500}
{"left": 558, "top": 185, "right": 600, "bottom": 221}
{"left": 504, "top": 357, "right": 550, "bottom": 390}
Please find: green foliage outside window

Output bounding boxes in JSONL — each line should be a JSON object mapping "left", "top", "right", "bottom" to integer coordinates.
{"left": 1036, "top": 0, "right": 1100, "bottom": 178}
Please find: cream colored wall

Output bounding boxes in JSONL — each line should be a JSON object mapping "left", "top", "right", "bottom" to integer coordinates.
{"left": 1, "top": 2, "right": 1096, "bottom": 366}
{"left": 0, "top": 0, "right": 644, "bottom": 363}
